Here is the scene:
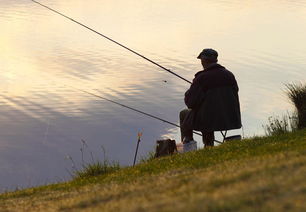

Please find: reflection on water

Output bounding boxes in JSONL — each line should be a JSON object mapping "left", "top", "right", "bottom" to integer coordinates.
{"left": 0, "top": 0, "right": 306, "bottom": 190}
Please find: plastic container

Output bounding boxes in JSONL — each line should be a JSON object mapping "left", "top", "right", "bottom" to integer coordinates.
{"left": 183, "top": 140, "right": 197, "bottom": 152}
{"left": 177, "top": 141, "right": 197, "bottom": 153}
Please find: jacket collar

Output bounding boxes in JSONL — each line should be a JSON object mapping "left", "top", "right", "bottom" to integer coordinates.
{"left": 204, "top": 63, "right": 222, "bottom": 71}
{"left": 195, "top": 63, "right": 224, "bottom": 77}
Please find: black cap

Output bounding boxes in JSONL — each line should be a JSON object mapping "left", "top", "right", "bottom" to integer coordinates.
{"left": 197, "top": 48, "right": 218, "bottom": 60}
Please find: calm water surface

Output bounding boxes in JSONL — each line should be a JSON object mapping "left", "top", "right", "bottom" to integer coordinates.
{"left": 1, "top": 0, "right": 306, "bottom": 190}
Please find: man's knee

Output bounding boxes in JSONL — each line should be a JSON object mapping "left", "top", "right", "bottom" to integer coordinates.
{"left": 179, "top": 109, "right": 190, "bottom": 121}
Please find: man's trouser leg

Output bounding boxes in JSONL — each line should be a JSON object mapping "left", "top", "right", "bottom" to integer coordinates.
{"left": 179, "top": 109, "right": 193, "bottom": 142}
{"left": 202, "top": 131, "right": 214, "bottom": 147}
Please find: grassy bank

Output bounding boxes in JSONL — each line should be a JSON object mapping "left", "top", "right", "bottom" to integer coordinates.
{"left": 1, "top": 129, "right": 306, "bottom": 211}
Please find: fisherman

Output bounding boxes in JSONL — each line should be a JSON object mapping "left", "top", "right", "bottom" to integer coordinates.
{"left": 180, "top": 48, "right": 241, "bottom": 147}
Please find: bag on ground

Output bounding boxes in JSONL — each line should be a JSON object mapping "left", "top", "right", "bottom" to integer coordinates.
{"left": 154, "top": 139, "right": 177, "bottom": 158}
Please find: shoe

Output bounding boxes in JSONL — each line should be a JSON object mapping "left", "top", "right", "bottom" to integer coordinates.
{"left": 183, "top": 136, "right": 194, "bottom": 144}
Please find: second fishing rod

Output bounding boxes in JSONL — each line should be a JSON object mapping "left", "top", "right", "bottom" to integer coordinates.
{"left": 67, "top": 85, "right": 219, "bottom": 141}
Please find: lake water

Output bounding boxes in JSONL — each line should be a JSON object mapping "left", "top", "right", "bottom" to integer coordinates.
{"left": 0, "top": 0, "right": 305, "bottom": 190}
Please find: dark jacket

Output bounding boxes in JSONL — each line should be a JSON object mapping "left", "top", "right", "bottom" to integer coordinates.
{"left": 183, "top": 64, "right": 241, "bottom": 132}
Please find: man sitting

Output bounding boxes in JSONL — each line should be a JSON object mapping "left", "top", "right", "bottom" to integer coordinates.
{"left": 180, "top": 48, "right": 241, "bottom": 147}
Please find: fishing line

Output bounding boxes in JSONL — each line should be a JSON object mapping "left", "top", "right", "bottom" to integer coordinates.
{"left": 31, "top": 0, "right": 192, "bottom": 84}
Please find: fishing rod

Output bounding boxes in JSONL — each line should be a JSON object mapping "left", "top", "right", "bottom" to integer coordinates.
{"left": 31, "top": 0, "right": 192, "bottom": 84}
{"left": 66, "top": 85, "right": 218, "bottom": 141}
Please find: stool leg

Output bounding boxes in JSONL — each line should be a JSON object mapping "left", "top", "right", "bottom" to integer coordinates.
{"left": 221, "top": 131, "right": 227, "bottom": 142}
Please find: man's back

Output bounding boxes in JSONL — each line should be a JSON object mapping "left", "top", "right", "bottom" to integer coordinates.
{"left": 183, "top": 63, "right": 241, "bottom": 132}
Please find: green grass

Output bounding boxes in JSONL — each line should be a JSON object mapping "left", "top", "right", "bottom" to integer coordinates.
{"left": 73, "top": 161, "right": 120, "bottom": 179}
{"left": 263, "top": 113, "right": 298, "bottom": 136}
{"left": 0, "top": 129, "right": 306, "bottom": 211}
{"left": 286, "top": 82, "right": 306, "bottom": 129}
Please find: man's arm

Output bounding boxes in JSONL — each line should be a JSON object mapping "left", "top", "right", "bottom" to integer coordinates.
{"left": 184, "top": 77, "right": 205, "bottom": 109}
